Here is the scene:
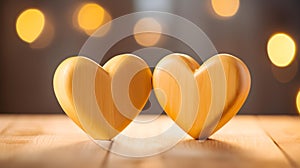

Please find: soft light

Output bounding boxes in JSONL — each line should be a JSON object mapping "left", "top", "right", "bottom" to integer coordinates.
{"left": 267, "top": 33, "right": 296, "bottom": 67}
{"left": 134, "top": 17, "right": 162, "bottom": 47}
{"left": 30, "top": 19, "right": 55, "bottom": 49}
{"left": 76, "top": 3, "right": 112, "bottom": 37}
{"left": 211, "top": 0, "right": 240, "bottom": 17}
{"left": 297, "top": 90, "right": 300, "bottom": 114}
{"left": 75, "top": 3, "right": 111, "bottom": 36}
{"left": 16, "top": 9, "right": 45, "bottom": 43}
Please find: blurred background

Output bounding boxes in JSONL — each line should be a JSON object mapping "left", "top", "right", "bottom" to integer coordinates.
{"left": 0, "top": 0, "right": 299, "bottom": 114}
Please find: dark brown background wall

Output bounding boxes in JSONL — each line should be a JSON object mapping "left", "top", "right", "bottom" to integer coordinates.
{"left": 0, "top": 0, "right": 299, "bottom": 114}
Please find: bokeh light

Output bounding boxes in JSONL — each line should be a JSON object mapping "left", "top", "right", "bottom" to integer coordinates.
{"left": 30, "top": 19, "right": 55, "bottom": 49}
{"left": 134, "top": 17, "right": 162, "bottom": 47}
{"left": 75, "top": 3, "right": 111, "bottom": 36}
{"left": 297, "top": 90, "right": 300, "bottom": 114}
{"left": 78, "top": 3, "right": 104, "bottom": 30}
{"left": 267, "top": 33, "right": 297, "bottom": 67}
{"left": 16, "top": 9, "right": 45, "bottom": 43}
{"left": 211, "top": 0, "right": 240, "bottom": 17}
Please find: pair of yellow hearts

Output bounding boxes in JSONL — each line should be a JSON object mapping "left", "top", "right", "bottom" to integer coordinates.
{"left": 53, "top": 53, "right": 251, "bottom": 140}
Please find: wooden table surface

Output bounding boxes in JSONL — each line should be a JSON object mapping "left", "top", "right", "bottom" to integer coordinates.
{"left": 0, "top": 114, "right": 299, "bottom": 168}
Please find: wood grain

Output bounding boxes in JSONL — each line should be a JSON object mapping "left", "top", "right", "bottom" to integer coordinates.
{"left": 0, "top": 114, "right": 296, "bottom": 168}
{"left": 257, "top": 116, "right": 300, "bottom": 167}
{"left": 153, "top": 53, "right": 251, "bottom": 139}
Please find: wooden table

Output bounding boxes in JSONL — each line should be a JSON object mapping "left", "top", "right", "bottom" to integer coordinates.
{"left": 0, "top": 115, "right": 299, "bottom": 168}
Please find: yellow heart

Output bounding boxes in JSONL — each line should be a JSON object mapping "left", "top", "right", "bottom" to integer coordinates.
{"left": 153, "top": 53, "right": 251, "bottom": 139}
{"left": 53, "top": 54, "right": 152, "bottom": 140}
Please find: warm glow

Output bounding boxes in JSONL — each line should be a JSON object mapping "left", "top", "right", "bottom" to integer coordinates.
{"left": 75, "top": 3, "right": 111, "bottom": 36}
{"left": 297, "top": 90, "right": 300, "bottom": 114}
{"left": 30, "top": 19, "right": 55, "bottom": 49}
{"left": 77, "top": 3, "right": 105, "bottom": 32}
{"left": 267, "top": 33, "right": 296, "bottom": 67}
{"left": 211, "top": 0, "right": 240, "bottom": 17}
{"left": 134, "top": 17, "right": 162, "bottom": 47}
{"left": 16, "top": 9, "right": 45, "bottom": 43}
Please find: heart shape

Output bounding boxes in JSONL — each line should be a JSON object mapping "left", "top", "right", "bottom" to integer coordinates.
{"left": 53, "top": 54, "right": 152, "bottom": 140}
{"left": 153, "top": 53, "right": 251, "bottom": 140}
